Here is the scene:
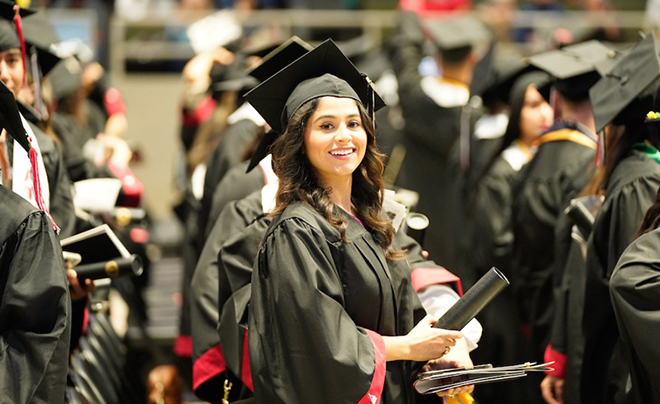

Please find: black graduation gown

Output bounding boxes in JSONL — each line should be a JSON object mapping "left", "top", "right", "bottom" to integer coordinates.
{"left": 207, "top": 160, "right": 267, "bottom": 230}
{"left": 0, "top": 185, "right": 71, "bottom": 403}
{"left": 579, "top": 150, "right": 660, "bottom": 404}
{"left": 511, "top": 126, "right": 596, "bottom": 357}
{"left": 198, "top": 119, "right": 262, "bottom": 240}
{"left": 462, "top": 151, "right": 534, "bottom": 404}
{"left": 191, "top": 189, "right": 264, "bottom": 402}
{"left": 610, "top": 227, "right": 660, "bottom": 404}
{"left": 249, "top": 203, "right": 427, "bottom": 404}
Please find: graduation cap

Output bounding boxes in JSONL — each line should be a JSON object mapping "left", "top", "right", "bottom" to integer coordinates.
{"left": 481, "top": 57, "right": 538, "bottom": 107}
{"left": 46, "top": 56, "right": 82, "bottom": 99}
{"left": 247, "top": 36, "right": 313, "bottom": 82}
{"left": 0, "top": 0, "right": 34, "bottom": 20}
{"left": 590, "top": 33, "right": 660, "bottom": 133}
{"left": 425, "top": 15, "right": 490, "bottom": 59}
{"left": 528, "top": 40, "right": 621, "bottom": 100}
{"left": 244, "top": 39, "right": 385, "bottom": 172}
{"left": 22, "top": 9, "right": 59, "bottom": 50}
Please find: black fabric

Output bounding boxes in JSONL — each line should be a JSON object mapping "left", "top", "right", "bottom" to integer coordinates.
{"left": 198, "top": 119, "right": 261, "bottom": 239}
{"left": 249, "top": 202, "right": 426, "bottom": 404}
{"left": 389, "top": 17, "right": 481, "bottom": 268}
{"left": 578, "top": 150, "right": 660, "bottom": 404}
{"left": 25, "top": 119, "right": 76, "bottom": 237}
{"left": 610, "top": 227, "right": 660, "bottom": 404}
{"left": 208, "top": 160, "right": 266, "bottom": 229}
{"left": 191, "top": 190, "right": 264, "bottom": 402}
{"left": 0, "top": 185, "right": 71, "bottom": 404}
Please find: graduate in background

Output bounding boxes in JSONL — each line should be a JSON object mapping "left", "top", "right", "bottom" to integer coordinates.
{"left": 511, "top": 40, "right": 618, "bottom": 364}
{"left": 0, "top": 79, "right": 71, "bottom": 404}
{"left": 610, "top": 186, "right": 660, "bottom": 404}
{"left": 388, "top": 11, "right": 489, "bottom": 268}
{"left": 246, "top": 39, "right": 470, "bottom": 403}
{"left": 574, "top": 34, "right": 660, "bottom": 404}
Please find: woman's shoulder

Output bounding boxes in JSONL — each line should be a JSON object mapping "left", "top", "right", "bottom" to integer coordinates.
{"left": 266, "top": 202, "right": 341, "bottom": 243}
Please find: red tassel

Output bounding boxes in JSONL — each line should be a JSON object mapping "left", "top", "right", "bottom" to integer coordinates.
{"left": 29, "top": 141, "right": 59, "bottom": 233}
{"left": 13, "top": 5, "right": 27, "bottom": 90}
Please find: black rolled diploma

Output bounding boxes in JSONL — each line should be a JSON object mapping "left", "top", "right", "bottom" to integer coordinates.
{"left": 75, "top": 254, "right": 143, "bottom": 282}
{"left": 433, "top": 267, "right": 509, "bottom": 331}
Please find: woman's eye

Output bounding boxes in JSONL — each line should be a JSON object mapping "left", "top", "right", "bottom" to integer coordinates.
{"left": 348, "top": 121, "right": 362, "bottom": 128}
{"left": 320, "top": 123, "right": 334, "bottom": 130}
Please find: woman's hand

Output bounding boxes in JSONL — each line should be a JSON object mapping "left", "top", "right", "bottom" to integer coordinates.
{"left": 66, "top": 268, "right": 97, "bottom": 301}
{"left": 384, "top": 315, "right": 462, "bottom": 361}
{"left": 540, "top": 374, "right": 564, "bottom": 404}
{"left": 423, "top": 337, "right": 475, "bottom": 397}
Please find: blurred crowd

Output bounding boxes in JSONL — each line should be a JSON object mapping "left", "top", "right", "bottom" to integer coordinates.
{"left": 2, "top": 0, "right": 660, "bottom": 403}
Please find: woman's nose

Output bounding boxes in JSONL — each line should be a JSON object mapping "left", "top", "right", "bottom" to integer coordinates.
{"left": 334, "top": 124, "right": 351, "bottom": 142}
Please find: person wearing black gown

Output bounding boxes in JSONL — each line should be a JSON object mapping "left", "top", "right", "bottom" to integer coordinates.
{"left": 510, "top": 40, "right": 619, "bottom": 364}
{"left": 610, "top": 186, "right": 660, "bottom": 404}
{"left": 245, "top": 39, "right": 468, "bottom": 404}
{"left": 0, "top": 78, "right": 71, "bottom": 404}
{"left": 388, "top": 12, "right": 489, "bottom": 267}
{"left": 574, "top": 33, "right": 660, "bottom": 404}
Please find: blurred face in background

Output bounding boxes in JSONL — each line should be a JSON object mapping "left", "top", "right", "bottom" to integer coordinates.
{"left": 519, "top": 85, "right": 553, "bottom": 146}
{"left": 0, "top": 48, "right": 23, "bottom": 97}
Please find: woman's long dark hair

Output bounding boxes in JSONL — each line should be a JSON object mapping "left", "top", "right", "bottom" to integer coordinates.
{"left": 270, "top": 97, "right": 406, "bottom": 261}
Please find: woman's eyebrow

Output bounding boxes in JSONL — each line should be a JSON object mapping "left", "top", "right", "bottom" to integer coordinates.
{"left": 313, "top": 113, "right": 360, "bottom": 123}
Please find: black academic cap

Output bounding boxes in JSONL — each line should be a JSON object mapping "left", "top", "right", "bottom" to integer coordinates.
{"left": 425, "top": 15, "right": 490, "bottom": 52}
{"left": 247, "top": 36, "right": 313, "bottom": 82}
{"left": 0, "top": 0, "right": 35, "bottom": 21}
{"left": 29, "top": 44, "right": 61, "bottom": 76}
{"left": 22, "top": 9, "right": 60, "bottom": 50}
{"left": 0, "top": 79, "right": 30, "bottom": 152}
{"left": 590, "top": 33, "right": 660, "bottom": 132}
{"left": 0, "top": 18, "right": 19, "bottom": 51}
{"left": 245, "top": 38, "right": 385, "bottom": 134}
{"left": 528, "top": 40, "right": 621, "bottom": 100}
{"left": 46, "top": 56, "right": 82, "bottom": 99}
{"left": 244, "top": 38, "right": 385, "bottom": 172}
{"left": 481, "top": 58, "right": 538, "bottom": 107}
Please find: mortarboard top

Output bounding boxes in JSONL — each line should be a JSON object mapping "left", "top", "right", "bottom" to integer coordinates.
{"left": 425, "top": 15, "right": 490, "bottom": 52}
{"left": 481, "top": 57, "right": 538, "bottom": 107}
{"left": 22, "top": 9, "right": 60, "bottom": 50}
{"left": 590, "top": 33, "right": 660, "bottom": 133}
{"left": 0, "top": 78, "right": 30, "bottom": 152}
{"left": 244, "top": 38, "right": 385, "bottom": 172}
{"left": 46, "top": 56, "right": 82, "bottom": 99}
{"left": 247, "top": 36, "right": 313, "bottom": 82}
{"left": 0, "top": 0, "right": 35, "bottom": 21}
{"left": 527, "top": 40, "right": 621, "bottom": 100}
{"left": 245, "top": 38, "right": 385, "bottom": 134}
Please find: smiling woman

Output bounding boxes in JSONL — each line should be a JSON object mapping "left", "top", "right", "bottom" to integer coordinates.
{"left": 244, "top": 39, "right": 464, "bottom": 404}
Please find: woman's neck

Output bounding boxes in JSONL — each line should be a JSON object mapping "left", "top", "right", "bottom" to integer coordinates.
{"left": 322, "top": 177, "right": 353, "bottom": 215}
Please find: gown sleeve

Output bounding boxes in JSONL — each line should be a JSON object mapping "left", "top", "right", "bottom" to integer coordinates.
{"left": 0, "top": 211, "right": 71, "bottom": 403}
{"left": 249, "top": 218, "right": 386, "bottom": 404}
{"left": 610, "top": 231, "right": 660, "bottom": 402}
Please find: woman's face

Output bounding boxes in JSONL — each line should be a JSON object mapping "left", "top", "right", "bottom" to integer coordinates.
{"left": 519, "top": 85, "right": 553, "bottom": 145}
{"left": 303, "top": 96, "right": 367, "bottom": 186}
